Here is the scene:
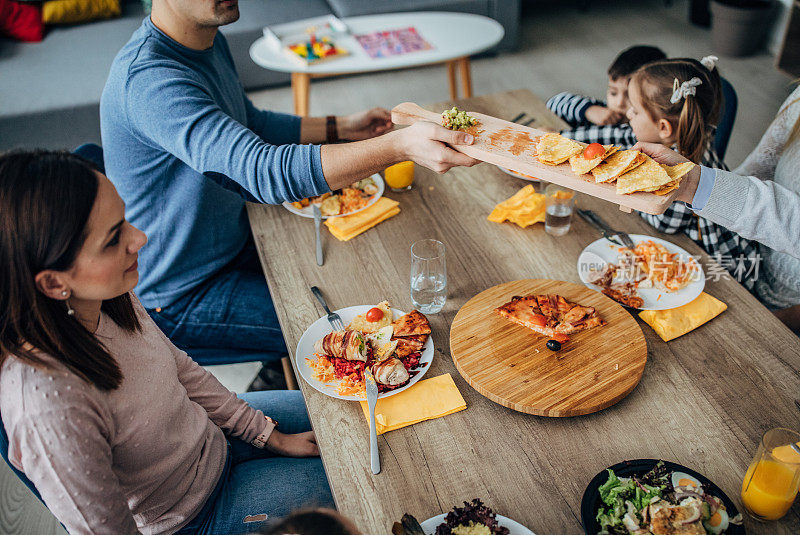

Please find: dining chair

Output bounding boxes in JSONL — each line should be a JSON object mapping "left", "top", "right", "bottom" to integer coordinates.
{"left": 715, "top": 77, "right": 738, "bottom": 162}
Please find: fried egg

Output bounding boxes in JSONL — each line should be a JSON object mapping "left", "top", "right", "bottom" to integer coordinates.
{"left": 703, "top": 508, "right": 729, "bottom": 535}
{"left": 671, "top": 471, "right": 703, "bottom": 493}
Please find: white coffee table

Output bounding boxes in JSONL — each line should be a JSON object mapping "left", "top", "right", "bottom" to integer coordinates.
{"left": 249, "top": 11, "right": 504, "bottom": 116}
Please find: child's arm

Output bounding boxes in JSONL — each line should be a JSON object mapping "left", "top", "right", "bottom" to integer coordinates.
{"left": 559, "top": 124, "right": 637, "bottom": 148}
{"left": 546, "top": 92, "right": 604, "bottom": 127}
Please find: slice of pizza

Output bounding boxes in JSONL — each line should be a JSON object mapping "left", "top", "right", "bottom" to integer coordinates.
{"left": 495, "top": 295, "right": 564, "bottom": 340}
{"left": 495, "top": 294, "right": 606, "bottom": 341}
{"left": 392, "top": 310, "right": 431, "bottom": 336}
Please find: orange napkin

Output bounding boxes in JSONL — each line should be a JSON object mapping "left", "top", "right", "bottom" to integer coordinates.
{"left": 324, "top": 197, "right": 399, "bottom": 241}
{"left": 359, "top": 373, "right": 467, "bottom": 435}
{"left": 638, "top": 292, "right": 727, "bottom": 342}
{"left": 487, "top": 184, "right": 546, "bottom": 228}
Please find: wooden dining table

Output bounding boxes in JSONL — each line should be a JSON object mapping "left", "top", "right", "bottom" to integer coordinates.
{"left": 247, "top": 89, "right": 800, "bottom": 534}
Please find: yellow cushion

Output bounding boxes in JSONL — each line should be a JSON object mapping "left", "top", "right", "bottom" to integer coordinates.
{"left": 43, "top": 0, "right": 121, "bottom": 25}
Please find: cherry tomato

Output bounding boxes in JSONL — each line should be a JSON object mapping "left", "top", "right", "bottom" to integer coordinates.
{"left": 583, "top": 143, "right": 605, "bottom": 160}
{"left": 530, "top": 313, "right": 548, "bottom": 327}
{"left": 366, "top": 307, "right": 384, "bottom": 322}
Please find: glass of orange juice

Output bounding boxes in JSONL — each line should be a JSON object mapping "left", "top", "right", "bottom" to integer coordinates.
{"left": 384, "top": 161, "right": 414, "bottom": 191}
{"left": 741, "top": 427, "right": 800, "bottom": 521}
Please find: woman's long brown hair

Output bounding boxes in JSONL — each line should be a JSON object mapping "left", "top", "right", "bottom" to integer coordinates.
{"left": 632, "top": 58, "right": 723, "bottom": 163}
{"left": 0, "top": 150, "right": 140, "bottom": 390}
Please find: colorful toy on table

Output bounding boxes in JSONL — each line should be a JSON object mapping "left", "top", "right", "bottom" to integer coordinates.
{"left": 287, "top": 33, "right": 348, "bottom": 65}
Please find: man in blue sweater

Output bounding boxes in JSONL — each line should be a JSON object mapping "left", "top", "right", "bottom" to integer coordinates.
{"left": 101, "top": 0, "right": 478, "bottom": 386}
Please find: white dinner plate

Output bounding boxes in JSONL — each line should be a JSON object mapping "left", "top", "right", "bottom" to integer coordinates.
{"left": 421, "top": 513, "right": 536, "bottom": 535}
{"left": 577, "top": 234, "right": 705, "bottom": 311}
{"left": 282, "top": 173, "right": 384, "bottom": 219}
{"left": 295, "top": 305, "right": 434, "bottom": 401}
{"left": 497, "top": 165, "right": 540, "bottom": 182}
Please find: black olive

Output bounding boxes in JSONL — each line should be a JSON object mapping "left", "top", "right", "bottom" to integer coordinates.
{"left": 546, "top": 339, "right": 562, "bottom": 351}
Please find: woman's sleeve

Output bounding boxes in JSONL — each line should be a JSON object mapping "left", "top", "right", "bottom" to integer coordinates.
{"left": 697, "top": 168, "right": 800, "bottom": 258}
{"left": 8, "top": 405, "right": 140, "bottom": 534}
{"left": 734, "top": 89, "right": 799, "bottom": 179}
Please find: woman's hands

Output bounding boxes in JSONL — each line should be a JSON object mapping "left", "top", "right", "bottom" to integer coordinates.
{"left": 632, "top": 142, "right": 702, "bottom": 203}
{"left": 395, "top": 121, "right": 481, "bottom": 173}
{"left": 266, "top": 430, "right": 320, "bottom": 457}
{"left": 338, "top": 108, "right": 393, "bottom": 140}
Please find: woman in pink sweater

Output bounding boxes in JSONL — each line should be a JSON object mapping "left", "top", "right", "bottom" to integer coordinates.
{"left": 0, "top": 150, "right": 334, "bottom": 535}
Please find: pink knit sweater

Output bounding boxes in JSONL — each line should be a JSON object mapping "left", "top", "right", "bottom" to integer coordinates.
{"left": 0, "top": 298, "right": 274, "bottom": 534}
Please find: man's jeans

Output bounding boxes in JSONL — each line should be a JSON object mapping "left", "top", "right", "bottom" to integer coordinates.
{"left": 148, "top": 242, "right": 287, "bottom": 364}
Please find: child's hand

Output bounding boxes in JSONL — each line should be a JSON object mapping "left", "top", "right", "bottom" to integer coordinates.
{"left": 585, "top": 105, "right": 625, "bottom": 126}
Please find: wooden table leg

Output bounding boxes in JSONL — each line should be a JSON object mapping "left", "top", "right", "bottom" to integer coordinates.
{"left": 291, "top": 72, "right": 310, "bottom": 117}
{"left": 457, "top": 56, "right": 472, "bottom": 98}
{"left": 446, "top": 60, "right": 458, "bottom": 99}
{"left": 281, "top": 356, "right": 299, "bottom": 390}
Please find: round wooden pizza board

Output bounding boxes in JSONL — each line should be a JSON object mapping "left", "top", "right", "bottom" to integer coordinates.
{"left": 450, "top": 279, "right": 648, "bottom": 417}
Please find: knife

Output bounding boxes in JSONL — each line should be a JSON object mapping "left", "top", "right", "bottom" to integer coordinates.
{"left": 577, "top": 209, "right": 636, "bottom": 249}
{"left": 313, "top": 204, "right": 323, "bottom": 266}
{"left": 364, "top": 368, "right": 380, "bottom": 474}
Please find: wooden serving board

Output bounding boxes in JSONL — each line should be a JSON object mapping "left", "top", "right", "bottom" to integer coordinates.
{"left": 392, "top": 102, "right": 678, "bottom": 215}
{"left": 449, "top": 279, "right": 648, "bottom": 417}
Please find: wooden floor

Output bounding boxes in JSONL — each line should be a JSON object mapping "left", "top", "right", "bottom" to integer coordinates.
{"left": 1, "top": 1, "right": 794, "bottom": 533}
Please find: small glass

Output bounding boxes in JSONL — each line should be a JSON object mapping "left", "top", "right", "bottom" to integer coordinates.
{"left": 385, "top": 161, "right": 415, "bottom": 192}
{"left": 741, "top": 427, "right": 800, "bottom": 521}
{"left": 544, "top": 184, "right": 575, "bottom": 236}
{"left": 410, "top": 239, "right": 447, "bottom": 314}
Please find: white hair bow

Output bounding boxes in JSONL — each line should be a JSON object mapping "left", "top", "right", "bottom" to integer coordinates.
{"left": 670, "top": 77, "right": 703, "bottom": 104}
{"left": 700, "top": 55, "right": 719, "bottom": 70}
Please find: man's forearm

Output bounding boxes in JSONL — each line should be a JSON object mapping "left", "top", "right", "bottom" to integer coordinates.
{"left": 319, "top": 131, "right": 403, "bottom": 190}
{"left": 300, "top": 116, "right": 328, "bottom": 144}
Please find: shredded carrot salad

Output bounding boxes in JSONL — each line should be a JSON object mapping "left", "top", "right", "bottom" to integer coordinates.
{"left": 633, "top": 240, "right": 697, "bottom": 292}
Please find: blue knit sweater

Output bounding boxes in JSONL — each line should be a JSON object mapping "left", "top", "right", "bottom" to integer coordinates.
{"left": 101, "top": 18, "right": 328, "bottom": 308}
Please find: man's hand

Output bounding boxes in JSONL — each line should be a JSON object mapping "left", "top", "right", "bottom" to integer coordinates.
{"left": 585, "top": 105, "right": 625, "bottom": 126}
{"left": 632, "top": 142, "right": 701, "bottom": 203}
{"left": 338, "top": 108, "right": 393, "bottom": 141}
{"left": 265, "top": 430, "right": 319, "bottom": 457}
{"left": 396, "top": 122, "right": 481, "bottom": 173}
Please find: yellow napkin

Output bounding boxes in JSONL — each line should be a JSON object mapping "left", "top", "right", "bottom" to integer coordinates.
{"left": 638, "top": 292, "right": 727, "bottom": 342}
{"left": 324, "top": 197, "right": 400, "bottom": 241}
{"left": 487, "top": 184, "right": 546, "bottom": 228}
{"left": 359, "top": 373, "right": 466, "bottom": 435}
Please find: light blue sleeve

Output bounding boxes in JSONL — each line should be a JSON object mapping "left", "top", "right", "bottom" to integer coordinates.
{"left": 124, "top": 63, "right": 329, "bottom": 204}
{"left": 687, "top": 165, "right": 717, "bottom": 210}
{"left": 244, "top": 96, "right": 303, "bottom": 146}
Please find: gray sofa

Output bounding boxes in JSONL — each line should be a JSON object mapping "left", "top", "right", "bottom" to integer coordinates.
{"left": 0, "top": 0, "right": 519, "bottom": 151}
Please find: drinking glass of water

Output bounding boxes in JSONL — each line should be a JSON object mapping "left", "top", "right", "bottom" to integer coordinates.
{"left": 410, "top": 239, "right": 447, "bottom": 314}
{"left": 544, "top": 184, "right": 575, "bottom": 236}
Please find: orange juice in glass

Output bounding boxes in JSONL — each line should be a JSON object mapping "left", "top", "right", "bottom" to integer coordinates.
{"left": 741, "top": 427, "right": 800, "bottom": 521}
{"left": 385, "top": 161, "right": 414, "bottom": 191}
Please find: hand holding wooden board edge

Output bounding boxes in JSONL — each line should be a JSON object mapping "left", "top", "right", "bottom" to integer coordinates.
{"left": 390, "top": 102, "right": 682, "bottom": 215}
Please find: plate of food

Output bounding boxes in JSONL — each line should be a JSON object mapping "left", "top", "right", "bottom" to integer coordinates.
{"left": 282, "top": 173, "right": 384, "bottom": 218}
{"left": 497, "top": 166, "right": 540, "bottom": 182}
{"left": 296, "top": 301, "right": 433, "bottom": 400}
{"left": 450, "top": 279, "right": 647, "bottom": 417}
{"left": 577, "top": 234, "right": 705, "bottom": 311}
{"left": 393, "top": 499, "right": 535, "bottom": 535}
{"left": 581, "top": 459, "right": 745, "bottom": 535}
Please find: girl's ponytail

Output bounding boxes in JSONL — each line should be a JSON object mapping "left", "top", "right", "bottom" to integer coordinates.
{"left": 632, "top": 58, "right": 723, "bottom": 163}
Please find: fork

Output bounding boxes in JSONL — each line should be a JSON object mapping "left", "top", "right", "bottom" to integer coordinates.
{"left": 364, "top": 368, "right": 381, "bottom": 474}
{"left": 310, "top": 286, "right": 345, "bottom": 331}
{"left": 313, "top": 205, "right": 323, "bottom": 266}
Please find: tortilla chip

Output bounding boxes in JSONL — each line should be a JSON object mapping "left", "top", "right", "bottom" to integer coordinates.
{"left": 652, "top": 180, "right": 680, "bottom": 195}
{"left": 616, "top": 156, "right": 673, "bottom": 195}
{"left": 347, "top": 301, "right": 393, "bottom": 333}
{"left": 568, "top": 145, "right": 619, "bottom": 175}
{"left": 662, "top": 162, "right": 696, "bottom": 181}
{"left": 536, "top": 133, "right": 584, "bottom": 165}
{"left": 591, "top": 150, "right": 646, "bottom": 183}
